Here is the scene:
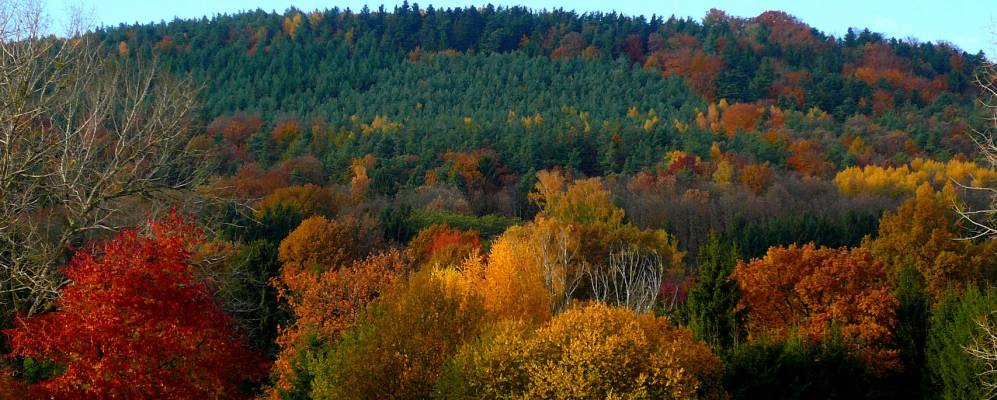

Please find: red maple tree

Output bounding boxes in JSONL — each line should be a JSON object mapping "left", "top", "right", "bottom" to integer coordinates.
{"left": 4, "top": 212, "right": 268, "bottom": 399}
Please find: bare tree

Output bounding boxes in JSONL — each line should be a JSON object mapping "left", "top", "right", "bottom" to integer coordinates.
{"left": 966, "top": 314, "right": 997, "bottom": 399}
{"left": 957, "top": 61, "right": 997, "bottom": 239}
{"left": 589, "top": 245, "right": 665, "bottom": 314}
{"left": 531, "top": 218, "right": 583, "bottom": 314}
{"left": 0, "top": 0, "right": 205, "bottom": 325}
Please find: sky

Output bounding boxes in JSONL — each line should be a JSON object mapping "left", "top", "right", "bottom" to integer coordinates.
{"left": 45, "top": 0, "right": 996, "bottom": 56}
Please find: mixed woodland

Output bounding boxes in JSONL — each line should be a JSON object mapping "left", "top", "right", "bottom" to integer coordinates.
{"left": 4, "top": 2, "right": 997, "bottom": 399}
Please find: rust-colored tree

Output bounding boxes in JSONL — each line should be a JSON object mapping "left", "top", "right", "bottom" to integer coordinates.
{"left": 735, "top": 244, "right": 899, "bottom": 373}
{"left": 406, "top": 224, "right": 482, "bottom": 268}
{"left": 269, "top": 214, "right": 391, "bottom": 397}
{"left": 738, "top": 163, "right": 774, "bottom": 194}
{"left": 720, "top": 103, "right": 762, "bottom": 136}
{"left": 3, "top": 213, "right": 267, "bottom": 399}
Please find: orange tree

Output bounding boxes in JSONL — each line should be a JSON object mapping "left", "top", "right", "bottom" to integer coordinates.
{"left": 735, "top": 243, "right": 899, "bottom": 373}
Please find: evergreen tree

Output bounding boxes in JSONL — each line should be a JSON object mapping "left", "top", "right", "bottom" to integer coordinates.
{"left": 687, "top": 233, "right": 742, "bottom": 349}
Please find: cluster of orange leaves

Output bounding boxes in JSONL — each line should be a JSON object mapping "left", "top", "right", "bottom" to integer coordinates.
{"left": 269, "top": 215, "right": 395, "bottom": 396}
{"left": 736, "top": 243, "right": 899, "bottom": 373}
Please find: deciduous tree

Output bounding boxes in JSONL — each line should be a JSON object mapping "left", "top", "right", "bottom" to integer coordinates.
{"left": 4, "top": 213, "right": 267, "bottom": 399}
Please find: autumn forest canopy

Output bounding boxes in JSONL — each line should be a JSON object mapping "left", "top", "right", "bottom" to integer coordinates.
{"left": 4, "top": 1, "right": 997, "bottom": 398}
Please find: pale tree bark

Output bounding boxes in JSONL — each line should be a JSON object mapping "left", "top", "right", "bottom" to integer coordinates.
{"left": 966, "top": 315, "right": 997, "bottom": 399}
{"left": 531, "top": 218, "right": 583, "bottom": 314}
{"left": 589, "top": 245, "right": 665, "bottom": 314}
{"left": 0, "top": 0, "right": 206, "bottom": 325}
{"left": 957, "top": 61, "right": 997, "bottom": 239}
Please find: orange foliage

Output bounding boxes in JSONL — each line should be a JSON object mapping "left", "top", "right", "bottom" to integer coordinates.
{"left": 645, "top": 46, "right": 723, "bottom": 100}
{"left": 214, "top": 163, "right": 291, "bottom": 199}
{"left": 406, "top": 224, "right": 482, "bottom": 268}
{"left": 282, "top": 13, "right": 303, "bottom": 38}
{"left": 278, "top": 215, "right": 383, "bottom": 273}
{"left": 476, "top": 225, "right": 553, "bottom": 324}
{"left": 271, "top": 250, "right": 409, "bottom": 397}
{"left": 736, "top": 244, "right": 899, "bottom": 373}
{"left": 720, "top": 102, "right": 762, "bottom": 136}
{"left": 787, "top": 139, "right": 833, "bottom": 177}
{"left": 738, "top": 163, "right": 774, "bottom": 194}
{"left": 207, "top": 113, "right": 263, "bottom": 146}
{"left": 271, "top": 118, "right": 302, "bottom": 145}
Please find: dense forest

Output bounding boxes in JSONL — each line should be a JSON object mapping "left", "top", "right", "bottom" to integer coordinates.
{"left": 4, "top": 2, "right": 997, "bottom": 398}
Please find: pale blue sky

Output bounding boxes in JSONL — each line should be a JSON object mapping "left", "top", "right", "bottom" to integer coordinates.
{"left": 50, "top": 0, "right": 995, "bottom": 55}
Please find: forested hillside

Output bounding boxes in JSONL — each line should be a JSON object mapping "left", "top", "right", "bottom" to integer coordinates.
{"left": 4, "top": 2, "right": 997, "bottom": 399}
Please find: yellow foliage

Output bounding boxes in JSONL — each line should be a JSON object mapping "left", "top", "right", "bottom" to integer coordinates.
{"left": 713, "top": 160, "right": 735, "bottom": 186}
{"left": 834, "top": 158, "right": 997, "bottom": 197}
{"left": 282, "top": 13, "right": 303, "bottom": 38}
{"left": 437, "top": 303, "right": 726, "bottom": 399}
{"left": 309, "top": 264, "right": 488, "bottom": 399}
{"left": 864, "top": 183, "right": 997, "bottom": 300}
{"left": 529, "top": 169, "right": 624, "bottom": 226}
{"left": 477, "top": 225, "right": 553, "bottom": 324}
{"left": 350, "top": 154, "right": 375, "bottom": 202}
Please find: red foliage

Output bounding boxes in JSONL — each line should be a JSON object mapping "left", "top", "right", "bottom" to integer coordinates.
{"left": 406, "top": 224, "right": 482, "bottom": 268}
{"left": 551, "top": 32, "right": 585, "bottom": 59}
{"left": 622, "top": 34, "right": 645, "bottom": 64}
{"left": 666, "top": 154, "right": 704, "bottom": 176}
{"left": 4, "top": 212, "right": 267, "bottom": 399}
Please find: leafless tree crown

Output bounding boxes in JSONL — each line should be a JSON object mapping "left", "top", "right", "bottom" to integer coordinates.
{"left": 0, "top": 0, "right": 205, "bottom": 322}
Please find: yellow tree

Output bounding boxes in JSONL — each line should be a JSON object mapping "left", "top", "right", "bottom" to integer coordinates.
{"left": 437, "top": 302, "right": 726, "bottom": 399}
{"left": 865, "top": 183, "right": 997, "bottom": 299}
